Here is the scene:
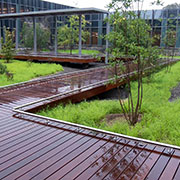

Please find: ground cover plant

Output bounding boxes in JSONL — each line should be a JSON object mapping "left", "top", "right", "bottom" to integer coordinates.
{"left": 39, "top": 61, "right": 180, "bottom": 146}
{"left": 0, "top": 60, "right": 63, "bottom": 86}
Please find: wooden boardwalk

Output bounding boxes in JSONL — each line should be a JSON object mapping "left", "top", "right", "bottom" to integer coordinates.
{"left": 0, "top": 52, "right": 99, "bottom": 64}
{"left": 0, "top": 66, "right": 180, "bottom": 180}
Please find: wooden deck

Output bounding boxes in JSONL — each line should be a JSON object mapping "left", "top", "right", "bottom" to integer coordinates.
{"left": 0, "top": 52, "right": 99, "bottom": 64}
{"left": 0, "top": 66, "right": 180, "bottom": 180}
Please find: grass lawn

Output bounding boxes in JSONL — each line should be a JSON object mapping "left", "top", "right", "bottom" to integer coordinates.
{"left": 43, "top": 49, "right": 100, "bottom": 55}
{"left": 0, "top": 60, "right": 63, "bottom": 87}
{"left": 58, "top": 49, "right": 100, "bottom": 55}
{"left": 39, "top": 61, "right": 180, "bottom": 146}
{"left": 159, "top": 55, "right": 180, "bottom": 59}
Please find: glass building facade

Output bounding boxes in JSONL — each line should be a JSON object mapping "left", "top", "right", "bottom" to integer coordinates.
{"left": 141, "top": 9, "right": 180, "bottom": 47}
{"left": 1, "top": 0, "right": 180, "bottom": 48}
{"left": 0, "top": 0, "right": 106, "bottom": 47}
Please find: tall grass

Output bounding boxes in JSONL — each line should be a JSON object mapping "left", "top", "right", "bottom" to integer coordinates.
{"left": 0, "top": 60, "right": 63, "bottom": 86}
{"left": 39, "top": 61, "right": 180, "bottom": 146}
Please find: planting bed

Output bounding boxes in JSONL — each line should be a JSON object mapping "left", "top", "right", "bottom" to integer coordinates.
{"left": 39, "top": 61, "right": 180, "bottom": 146}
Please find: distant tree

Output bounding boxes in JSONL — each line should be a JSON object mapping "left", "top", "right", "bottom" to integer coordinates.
{"left": 58, "top": 15, "right": 90, "bottom": 54}
{"left": 21, "top": 22, "right": 50, "bottom": 50}
{"left": 1, "top": 28, "right": 15, "bottom": 63}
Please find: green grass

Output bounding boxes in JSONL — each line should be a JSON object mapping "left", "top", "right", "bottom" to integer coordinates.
{"left": 39, "top": 61, "right": 180, "bottom": 146}
{"left": 0, "top": 60, "right": 63, "bottom": 87}
{"left": 42, "top": 49, "right": 100, "bottom": 55}
{"left": 159, "top": 55, "right": 180, "bottom": 59}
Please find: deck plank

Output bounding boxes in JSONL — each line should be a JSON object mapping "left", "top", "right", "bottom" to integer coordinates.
{"left": 0, "top": 66, "right": 180, "bottom": 180}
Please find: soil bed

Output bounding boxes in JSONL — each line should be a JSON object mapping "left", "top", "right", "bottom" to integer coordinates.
{"left": 169, "top": 82, "right": 180, "bottom": 102}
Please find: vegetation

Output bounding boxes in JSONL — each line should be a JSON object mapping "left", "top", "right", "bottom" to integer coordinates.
{"left": 42, "top": 48, "right": 100, "bottom": 55}
{"left": 1, "top": 28, "right": 15, "bottom": 63}
{"left": 57, "top": 49, "right": 100, "bottom": 55}
{"left": 0, "top": 60, "right": 63, "bottom": 86}
{"left": 160, "top": 55, "right": 180, "bottom": 59}
{"left": 39, "top": 61, "right": 180, "bottom": 146}
{"left": 106, "top": 0, "right": 159, "bottom": 125}
{"left": 58, "top": 15, "right": 90, "bottom": 54}
{"left": 0, "top": 62, "right": 7, "bottom": 74}
{"left": 21, "top": 22, "right": 50, "bottom": 50}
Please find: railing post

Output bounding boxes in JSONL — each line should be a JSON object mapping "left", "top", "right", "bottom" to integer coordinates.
{"left": 105, "top": 13, "right": 110, "bottom": 64}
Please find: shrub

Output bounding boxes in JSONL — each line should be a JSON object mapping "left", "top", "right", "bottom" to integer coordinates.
{"left": 0, "top": 62, "right": 7, "bottom": 74}
{"left": 1, "top": 28, "right": 15, "bottom": 63}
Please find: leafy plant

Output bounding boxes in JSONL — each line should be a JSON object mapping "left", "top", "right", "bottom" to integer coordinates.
{"left": 1, "top": 28, "right": 15, "bottom": 63}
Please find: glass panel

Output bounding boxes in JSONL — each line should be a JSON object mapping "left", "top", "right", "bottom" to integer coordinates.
{"left": 92, "top": 14, "right": 98, "bottom": 20}
{"left": 168, "top": 9, "right": 177, "bottom": 18}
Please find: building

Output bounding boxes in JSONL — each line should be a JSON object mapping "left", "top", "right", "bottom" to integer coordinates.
{"left": 1, "top": 0, "right": 180, "bottom": 48}
{"left": 142, "top": 9, "right": 180, "bottom": 48}
{"left": 0, "top": 0, "right": 106, "bottom": 48}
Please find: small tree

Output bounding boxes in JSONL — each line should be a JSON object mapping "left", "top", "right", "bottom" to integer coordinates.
{"left": 58, "top": 24, "right": 70, "bottom": 50}
{"left": 107, "top": 0, "right": 159, "bottom": 126}
{"left": 58, "top": 15, "right": 90, "bottom": 54}
{"left": 1, "top": 28, "right": 15, "bottom": 63}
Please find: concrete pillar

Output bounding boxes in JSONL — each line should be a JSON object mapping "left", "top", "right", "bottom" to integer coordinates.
{"left": 33, "top": 17, "right": 37, "bottom": 54}
{"left": 54, "top": 16, "right": 58, "bottom": 56}
{"left": 105, "top": 13, "right": 110, "bottom": 64}
{"left": 15, "top": 18, "right": 19, "bottom": 51}
{"left": 79, "top": 15, "right": 82, "bottom": 57}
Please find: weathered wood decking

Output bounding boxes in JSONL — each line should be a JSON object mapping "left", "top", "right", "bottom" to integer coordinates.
{"left": 0, "top": 66, "right": 180, "bottom": 180}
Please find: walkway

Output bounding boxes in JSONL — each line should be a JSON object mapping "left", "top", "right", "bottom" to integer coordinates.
{"left": 0, "top": 66, "right": 180, "bottom": 180}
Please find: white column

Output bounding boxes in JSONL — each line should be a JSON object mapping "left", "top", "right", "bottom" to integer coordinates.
{"left": 33, "top": 17, "right": 37, "bottom": 54}
{"left": 105, "top": 13, "right": 110, "bottom": 64}
{"left": 79, "top": 15, "right": 82, "bottom": 57}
